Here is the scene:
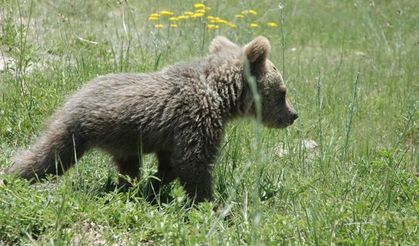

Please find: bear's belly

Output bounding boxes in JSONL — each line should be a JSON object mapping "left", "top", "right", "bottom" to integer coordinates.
{"left": 96, "top": 127, "right": 174, "bottom": 156}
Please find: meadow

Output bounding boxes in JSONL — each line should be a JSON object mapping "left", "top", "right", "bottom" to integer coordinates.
{"left": 0, "top": 0, "right": 417, "bottom": 244}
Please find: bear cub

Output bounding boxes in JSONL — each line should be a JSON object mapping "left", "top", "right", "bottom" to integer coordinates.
{"left": 6, "top": 36, "right": 298, "bottom": 202}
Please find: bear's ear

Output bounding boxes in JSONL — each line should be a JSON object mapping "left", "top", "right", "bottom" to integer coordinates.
{"left": 209, "top": 36, "right": 239, "bottom": 54}
{"left": 244, "top": 36, "right": 271, "bottom": 75}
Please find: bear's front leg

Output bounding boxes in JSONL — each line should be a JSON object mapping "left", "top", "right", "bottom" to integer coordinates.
{"left": 172, "top": 128, "right": 222, "bottom": 203}
{"left": 178, "top": 166, "right": 213, "bottom": 203}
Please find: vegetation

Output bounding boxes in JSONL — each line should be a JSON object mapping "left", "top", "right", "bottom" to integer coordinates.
{"left": 0, "top": 0, "right": 417, "bottom": 244}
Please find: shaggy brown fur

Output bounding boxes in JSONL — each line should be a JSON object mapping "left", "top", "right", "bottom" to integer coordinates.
{"left": 6, "top": 36, "right": 298, "bottom": 202}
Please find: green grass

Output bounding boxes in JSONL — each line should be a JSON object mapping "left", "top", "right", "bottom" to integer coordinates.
{"left": 0, "top": 0, "right": 418, "bottom": 244}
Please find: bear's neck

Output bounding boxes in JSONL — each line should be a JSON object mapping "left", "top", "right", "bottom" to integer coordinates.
{"left": 208, "top": 66, "right": 254, "bottom": 122}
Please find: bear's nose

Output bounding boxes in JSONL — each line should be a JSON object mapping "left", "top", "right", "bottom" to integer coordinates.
{"left": 291, "top": 112, "right": 298, "bottom": 121}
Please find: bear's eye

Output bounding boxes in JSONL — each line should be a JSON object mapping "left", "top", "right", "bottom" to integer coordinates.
{"left": 279, "top": 90, "right": 286, "bottom": 99}
{"left": 281, "top": 90, "right": 286, "bottom": 97}
{"left": 279, "top": 86, "right": 287, "bottom": 99}
{"left": 272, "top": 66, "right": 277, "bottom": 71}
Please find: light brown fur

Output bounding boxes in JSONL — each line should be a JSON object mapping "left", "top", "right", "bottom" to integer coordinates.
{"left": 6, "top": 36, "right": 298, "bottom": 202}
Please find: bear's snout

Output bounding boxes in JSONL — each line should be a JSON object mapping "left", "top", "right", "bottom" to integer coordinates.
{"left": 287, "top": 111, "right": 298, "bottom": 125}
{"left": 291, "top": 112, "right": 298, "bottom": 121}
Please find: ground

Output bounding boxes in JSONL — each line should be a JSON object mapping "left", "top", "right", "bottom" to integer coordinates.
{"left": 0, "top": 0, "right": 417, "bottom": 244}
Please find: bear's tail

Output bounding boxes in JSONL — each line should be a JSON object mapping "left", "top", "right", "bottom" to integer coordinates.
{"left": 6, "top": 123, "right": 86, "bottom": 181}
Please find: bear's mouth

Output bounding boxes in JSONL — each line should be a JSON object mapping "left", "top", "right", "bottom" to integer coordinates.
{"left": 279, "top": 118, "right": 296, "bottom": 128}
{"left": 262, "top": 119, "right": 292, "bottom": 129}
{"left": 262, "top": 113, "right": 297, "bottom": 128}
{"left": 287, "top": 118, "right": 297, "bottom": 126}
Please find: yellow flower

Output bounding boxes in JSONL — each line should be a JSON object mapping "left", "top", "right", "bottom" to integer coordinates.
{"left": 154, "top": 24, "right": 164, "bottom": 29}
{"left": 242, "top": 9, "right": 257, "bottom": 15}
{"left": 192, "top": 13, "right": 204, "bottom": 18}
{"left": 149, "top": 13, "right": 160, "bottom": 18}
{"left": 227, "top": 22, "right": 237, "bottom": 28}
{"left": 177, "top": 15, "right": 190, "bottom": 20}
{"left": 148, "top": 16, "right": 159, "bottom": 21}
{"left": 207, "top": 17, "right": 236, "bottom": 28}
{"left": 207, "top": 24, "right": 219, "bottom": 30}
{"left": 249, "top": 23, "right": 259, "bottom": 28}
{"left": 170, "top": 23, "right": 178, "bottom": 28}
{"left": 266, "top": 22, "right": 278, "bottom": 27}
{"left": 184, "top": 11, "right": 194, "bottom": 16}
{"left": 196, "top": 9, "right": 206, "bottom": 13}
{"left": 248, "top": 9, "right": 257, "bottom": 15}
{"left": 216, "top": 19, "right": 227, "bottom": 24}
{"left": 235, "top": 14, "right": 245, "bottom": 18}
{"left": 169, "top": 17, "right": 179, "bottom": 21}
{"left": 194, "top": 3, "right": 206, "bottom": 9}
{"left": 159, "top": 10, "right": 174, "bottom": 16}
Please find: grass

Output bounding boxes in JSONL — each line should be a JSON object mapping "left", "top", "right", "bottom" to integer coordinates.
{"left": 0, "top": 0, "right": 418, "bottom": 244}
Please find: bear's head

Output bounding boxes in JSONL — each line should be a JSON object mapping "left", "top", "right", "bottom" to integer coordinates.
{"left": 210, "top": 36, "right": 298, "bottom": 128}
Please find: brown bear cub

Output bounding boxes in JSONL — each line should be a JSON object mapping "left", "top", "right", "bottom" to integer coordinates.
{"left": 6, "top": 36, "right": 298, "bottom": 202}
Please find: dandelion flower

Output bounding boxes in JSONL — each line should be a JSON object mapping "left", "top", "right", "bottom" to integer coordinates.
{"left": 159, "top": 10, "right": 174, "bottom": 16}
{"left": 170, "top": 23, "right": 178, "bottom": 28}
{"left": 194, "top": 3, "right": 206, "bottom": 9}
{"left": 235, "top": 14, "right": 245, "bottom": 18}
{"left": 227, "top": 22, "right": 237, "bottom": 28}
{"left": 242, "top": 10, "right": 257, "bottom": 15}
{"left": 266, "top": 22, "right": 278, "bottom": 27}
{"left": 148, "top": 16, "right": 159, "bottom": 21}
{"left": 184, "top": 11, "right": 194, "bottom": 16}
{"left": 207, "top": 16, "right": 216, "bottom": 20}
{"left": 169, "top": 17, "right": 179, "bottom": 21}
{"left": 149, "top": 13, "right": 160, "bottom": 18}
{"left": 249, "top": 23, "right": 259, "bottom": 28}
{"left": 192, "top": 13, "right": 204, "bottom": 18}
{"left": 154, "top": 24, "right": 164, "bottom": 29}
{"left": 207, "top": 24, "right": 219, "bottom": 30}
{"left": 216, "top": 19, "right": 227, "bottom": 24}
{"left": 177, "top": 15, "right": 190, "bottom": 20}
{"left": 196, "top": 9, "right": 206, "bottom": 13}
